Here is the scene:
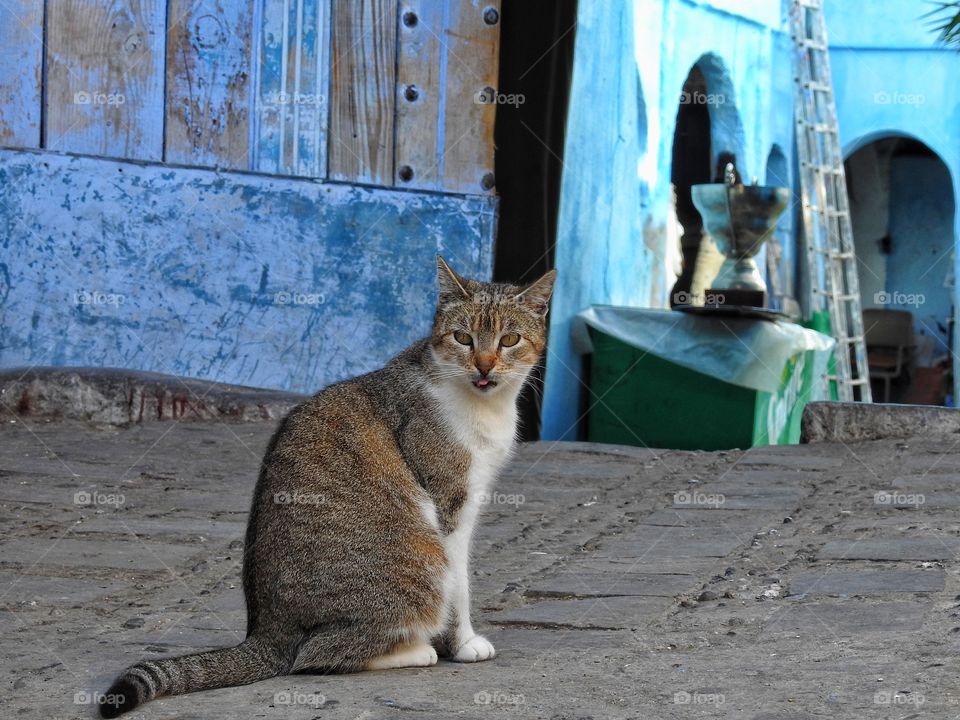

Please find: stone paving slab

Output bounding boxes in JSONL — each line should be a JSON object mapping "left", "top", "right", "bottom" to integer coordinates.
{"left": 819, "top": 537, "right": 960, "bottom": 561}
{"left": 0, "top": 537, "right": 205, "bottom": 571}
{"left": 0, "top": 573, "right": 132, "bottom": 605}
{"left": 893, "top": 473, "right": 960, "bottom": 487}
{"left": 642, "top": 508, "right": 768, "bottom": 527}
{"left": 788, "top": 568, "right": 945, "bottom": 596}
{"left": 490, "top": 595, "right": 671, "bottom": 629}
{"left": 595, "top": 527, "right": 746, "bottom": 559}
{"left": 525, "top": 570, "right": 696, "bottom": 598}
{"left": 761, "top": 600, "right": 929, "bottom": 637}
{"left": 1, "top": 421, "right": 959, "bottom": 718}
{"left": 736, "top": 452, "right": 844, "bottom": 470}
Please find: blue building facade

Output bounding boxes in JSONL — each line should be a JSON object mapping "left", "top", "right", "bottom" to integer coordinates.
{"left": 0, "top": 1, "right": 500, "bottom": 395}
{"left": 1, "top": 0, "right": 955, "bottom": 426}
{"left": 541, "top": 0, "right": 960, "bottom": 438}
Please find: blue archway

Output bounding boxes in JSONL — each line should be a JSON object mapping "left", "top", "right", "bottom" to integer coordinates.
{"left": 845, "top": 134, "right": 956, "bottom": 402}
{"left": 690, "top": 52, "right": 746, "bottom": 170}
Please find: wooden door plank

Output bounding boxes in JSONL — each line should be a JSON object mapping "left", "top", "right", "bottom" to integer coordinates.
{"left": 327, "top": 0, "right": 396, "bottom": 185}
{"left": 438, "top": 0, "right": 500, "bottom": 195}
{"left": 394, "top": 0, "right": 500, "bottom": 195}
{"left": 45, "top": 0, "right": 166, "bottom": 160}
{"left": 255, "top": 0, "right": 331, "bottom": 177}
{"left": 393, "top": 0, "right": 443, "bottom": 191}
{"left": 0, "top": 1, "right": 43, "bottom": 148}
{"left": 165, "top": 0, "right": 255, "bottom": 170}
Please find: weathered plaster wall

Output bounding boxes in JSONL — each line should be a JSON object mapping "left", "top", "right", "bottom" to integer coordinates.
{"left": 0, "top": 150, "right": 494, "bottom": 393}
{"left": 542, "top": 0, "right": 794, "bottom": 440}
{"left": 826, "top": 0, "right": 960, "bottom": 394}
{"left": 542, "top": 0, "right": 960, "bottom": 437}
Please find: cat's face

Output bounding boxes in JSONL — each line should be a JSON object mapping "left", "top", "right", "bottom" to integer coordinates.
{"left": 430, "top": 257, "right": 556, "bottom": 396}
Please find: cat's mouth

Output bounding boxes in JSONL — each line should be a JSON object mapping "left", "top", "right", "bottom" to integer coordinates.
{"left": 472, "top": 377, "right": 498, "bottom": 391}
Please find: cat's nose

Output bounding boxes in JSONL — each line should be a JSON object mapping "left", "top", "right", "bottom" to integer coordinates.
{"left": 475, "top": 354, "right": 496, "bottom": 376}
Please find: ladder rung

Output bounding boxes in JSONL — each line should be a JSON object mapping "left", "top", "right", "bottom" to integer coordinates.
{"left": 803, "top": 166, "right": 844, "bottom": 176}
{"left": 800, "top": 122, "right": 837, "bottom": 134}
{"left": 801, "top": 40, "right": 828, "bottom": 52}
{"left": 818, "top": 294, "right": 860, "bottom": 304}
{"left": 815, "top": 249, "right": 854, "bottom": 259}
{"left": 804, "top": 81, "right": 832, "bottom": 92}
{"left": 825, "top": 376, "right": 868, "bottom": 386}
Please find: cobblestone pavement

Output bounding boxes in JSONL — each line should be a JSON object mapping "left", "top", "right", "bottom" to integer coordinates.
{"left": 1, "top": 419, "right": 959, "bottom": 719}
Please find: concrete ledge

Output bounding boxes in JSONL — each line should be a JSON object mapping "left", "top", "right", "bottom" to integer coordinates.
{"left": 801, "top": 401, "right": 960, "bottom": 443}
{"left": 0, "top": 367, "right": 307, "bottom": 426}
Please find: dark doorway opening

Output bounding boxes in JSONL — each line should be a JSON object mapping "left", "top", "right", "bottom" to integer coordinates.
{"left": 669, "top": 66, "right": 712, "bottom": 306}
{"left": 493, "top": 0, "right": 577, "bottom": 439}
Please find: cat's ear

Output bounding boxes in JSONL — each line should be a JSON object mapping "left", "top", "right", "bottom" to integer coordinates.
{"left": 516, "top": 269, "right": 557, "bottom": 316}
{"left": 436, "top": 256, "right": 471, "bottom": 304}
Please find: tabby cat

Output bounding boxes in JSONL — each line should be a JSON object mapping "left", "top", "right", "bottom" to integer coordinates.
{"left": 99, "top": 256, "right": 556, "bottom": 717}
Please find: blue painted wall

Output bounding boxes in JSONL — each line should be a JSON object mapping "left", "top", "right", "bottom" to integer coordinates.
{"left": 0, "top": 150, "right": 494, "bottom": 393}
{"left": 542, "top": 0, "right": 960, "bottom": 437}
{"left": 542, "top": 0, "right": 795, "bottom": 439}
{"left": 826, "top": 0, "right": 960, "bottom": 395}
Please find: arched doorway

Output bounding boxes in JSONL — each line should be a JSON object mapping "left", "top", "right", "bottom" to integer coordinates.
{"left": 669, "top": 66, "right": 711, "bottom": 306}
{"left": 845, "top": 136, "right": 955, "bottom": 404}
{"left": 669, "top": 54, "right": 746, "bottom": 306}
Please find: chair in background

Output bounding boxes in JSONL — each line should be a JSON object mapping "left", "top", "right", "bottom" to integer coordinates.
{"left": 862, "top": 308, "right": 915, "bottom": 403}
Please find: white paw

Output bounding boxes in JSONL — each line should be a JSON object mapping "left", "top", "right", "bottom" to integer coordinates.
{"left": 452, "top": 635, "right": 496, "bottom": 663}
{"left": 410, "top": 645, "right": 439, "bottom": 667}
{"left": 367, "top": 643, "right": 438, "bottom": 670}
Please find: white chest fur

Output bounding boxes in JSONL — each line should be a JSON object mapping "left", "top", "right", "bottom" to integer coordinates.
{"left": 433, "top": 384, "right": 518, "bottom": 497}
{"left": 425, "top": 381, "right": 519, "bottom": 536}
{"left": 427, "top": 382, "right": 518, "bottom": 647}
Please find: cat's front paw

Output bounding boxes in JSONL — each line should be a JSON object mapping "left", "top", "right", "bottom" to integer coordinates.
{"left": 452, "top": 635, "right": 496, "bottom": 663}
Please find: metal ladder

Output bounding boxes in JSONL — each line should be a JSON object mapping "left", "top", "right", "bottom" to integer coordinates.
{"left": 790, "top": 0, "right": 872, "bottom": 402}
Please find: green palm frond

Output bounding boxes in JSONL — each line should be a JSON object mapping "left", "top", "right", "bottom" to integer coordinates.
{"left": 925, "top": 1, "right": 960, "bottom": 47}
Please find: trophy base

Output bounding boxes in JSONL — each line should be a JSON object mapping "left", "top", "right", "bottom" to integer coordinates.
{"left": 706, "top": 287, "right": 767, "bottom": 309}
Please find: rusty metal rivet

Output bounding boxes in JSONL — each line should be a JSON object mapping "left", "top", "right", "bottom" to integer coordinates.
{"left": 402, "top": 11, "right": 418, "bottom": 27}
{"left": 404, "top": 84, "right": 419, "bottom": 102}
{"left": 483, "top": 7, "right": 499, "bottom": 25}
{"left": 481, "top": 172, "right": 495, "bottom": 190}
{"left": 399, "top": 165, "right": 415, "bottom": 182}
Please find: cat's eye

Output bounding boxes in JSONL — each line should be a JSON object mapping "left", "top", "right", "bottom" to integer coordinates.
{"left": 453, "top": 330, "right": 473, "bottom": 345}
{"left": 500, "top": 333, "right": 521, "bottom": 347}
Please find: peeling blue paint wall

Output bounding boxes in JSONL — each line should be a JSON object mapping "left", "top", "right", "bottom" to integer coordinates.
{"left": 541, "top": 0, "right": 960, "bottom": 437}
{"left": 0, "top": 150, "right": 494, "bottom": 393}
{"left": 825, "top": 1, "right": 960, "bottom": 398}
{"left": 541, "top": 0, "right": 794, "bottom": 440}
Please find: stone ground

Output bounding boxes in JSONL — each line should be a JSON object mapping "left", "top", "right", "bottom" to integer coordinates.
{"left": 1, "top": 419, "right": 959, "bottom": 719}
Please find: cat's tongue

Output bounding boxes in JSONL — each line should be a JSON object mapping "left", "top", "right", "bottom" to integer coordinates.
{"left": 476, "top": 378, "right": 491, "bottom": 387}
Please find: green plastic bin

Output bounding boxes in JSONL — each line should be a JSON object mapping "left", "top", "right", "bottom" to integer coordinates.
{"left": 587, "top": 329, "right": 815, "bottom": 451}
